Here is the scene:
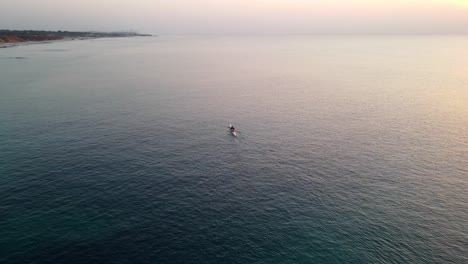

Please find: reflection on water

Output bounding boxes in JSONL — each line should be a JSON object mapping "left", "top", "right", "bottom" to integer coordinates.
{"left": 0, "top": 36, "right": 467, "bottom": 264}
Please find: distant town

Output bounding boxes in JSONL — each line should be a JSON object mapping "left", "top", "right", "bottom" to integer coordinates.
{"left": 0, "top": 30, "right": 152, "bottom": 45}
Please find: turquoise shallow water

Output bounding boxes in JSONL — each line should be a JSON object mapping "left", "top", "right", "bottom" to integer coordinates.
{"left": 0, "top": 36, "right": 467, "bottom": 263}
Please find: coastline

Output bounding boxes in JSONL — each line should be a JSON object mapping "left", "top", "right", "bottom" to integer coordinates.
{"left": 0, "top": 30, "right": 152, "bottom": 48}
{"left": 0, "top": 37, "right": 74, "bottom": 48}
{"left": 0, "top": 36, "right": 148, "bottom": 49}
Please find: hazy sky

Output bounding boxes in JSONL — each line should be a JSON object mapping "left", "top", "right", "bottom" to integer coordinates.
{"left": 1, "top": 0, "right": 468, "bottom": 34}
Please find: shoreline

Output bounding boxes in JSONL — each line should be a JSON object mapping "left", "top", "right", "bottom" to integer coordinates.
{"left": 0, "top": 30, "right": 152, "bottom": 48}
{"left": 0, "top": 37, "right": 74, "bottom": 48}
{"left": 0, "top": 36, "right": 152, "bottom": 49}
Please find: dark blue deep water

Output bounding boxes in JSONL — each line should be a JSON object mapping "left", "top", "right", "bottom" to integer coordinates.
{"left": 1, "top": 36, "right": 467, "bottom": 263}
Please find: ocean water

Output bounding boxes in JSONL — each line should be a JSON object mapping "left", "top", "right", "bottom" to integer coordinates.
{"left": 0, "top": 36, "right": 467, "bottom": 264}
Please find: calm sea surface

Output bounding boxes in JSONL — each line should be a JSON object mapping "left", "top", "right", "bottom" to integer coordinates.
{"left": 1, "top": 36, "right": 467, "bottom": 263}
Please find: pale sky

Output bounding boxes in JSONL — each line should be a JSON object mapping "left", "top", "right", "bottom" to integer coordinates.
{"left": 1, "top": 0, "right": 468, "bottom": 34}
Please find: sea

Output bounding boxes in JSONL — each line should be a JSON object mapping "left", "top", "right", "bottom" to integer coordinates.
{"left": 0, "top": 36, "right": 467, "bottom": 264}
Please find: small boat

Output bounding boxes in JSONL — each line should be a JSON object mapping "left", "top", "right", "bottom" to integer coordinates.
{"left": 229, "top": 124, "right": 237, "bottom": 136}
